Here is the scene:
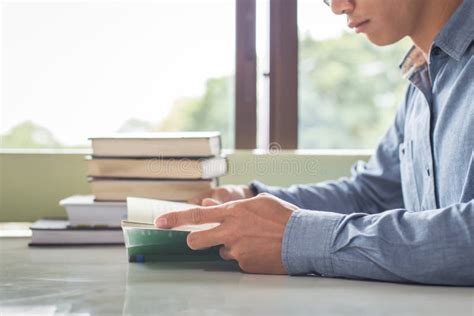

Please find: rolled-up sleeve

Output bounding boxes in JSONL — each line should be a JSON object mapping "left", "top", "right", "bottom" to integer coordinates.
{"left": 282, "top": 201, "right": 474, "bottom": 286}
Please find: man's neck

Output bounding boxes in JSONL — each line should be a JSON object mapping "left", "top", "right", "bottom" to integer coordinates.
{"left": 410, "top": 0, "right": 463, "bottom": 60}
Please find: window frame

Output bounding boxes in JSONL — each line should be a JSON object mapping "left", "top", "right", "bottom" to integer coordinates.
{"left": 234, "top": 0, "right": 298, "bottom": 150}
{"left": 269, "top": 0, "right": 298, "bottom": 149}
{"left": 235, "top": 0, "right": 257, "bottom": 149}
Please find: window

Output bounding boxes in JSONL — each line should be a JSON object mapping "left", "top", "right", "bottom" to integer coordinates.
{"left": 1, "top": 0, "right": 236, "bottom": 149}
{"left": 2, "top": 0, "right": 413, "bottom": 151}
{"left": 298, "top": 0, "right": 411, "bottom": 149}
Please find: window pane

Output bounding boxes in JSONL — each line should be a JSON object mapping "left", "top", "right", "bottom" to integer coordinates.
{"left": 1, "top": 0, "right": 235, "bottom": 149}
{"left": 298, "top": 0, "right": 411, "bottom": 149}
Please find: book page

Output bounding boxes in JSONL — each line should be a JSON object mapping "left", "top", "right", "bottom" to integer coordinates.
{"left": 126, "top": 197, "right": 218, "bottom": 232}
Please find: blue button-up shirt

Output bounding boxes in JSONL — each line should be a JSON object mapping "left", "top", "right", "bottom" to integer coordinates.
{"left": 252, "top": 0, "right": 474, "bottom": 285}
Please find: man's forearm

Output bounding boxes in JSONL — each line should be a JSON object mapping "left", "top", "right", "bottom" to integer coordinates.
{"left": 251, "top": 158, "right": 404, "bottom": 215}
{"left": 251, "top": 179, "right": 365, "bottom": 214}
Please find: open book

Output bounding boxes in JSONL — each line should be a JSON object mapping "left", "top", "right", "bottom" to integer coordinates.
{"left": 122, "top": 197, "right": 221, "bottom": 262}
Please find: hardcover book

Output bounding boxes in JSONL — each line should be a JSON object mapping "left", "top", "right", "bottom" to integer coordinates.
{"left": 89, "top": 132, "right": 221, "bottom": 158}
{"left": 122, "top": 197, "right": 222, "bottom": 262}
{"left": 29, "top": 219, "right": 124, "bottom": 246}
{"left": 59, "top": 195, "right": 127, "bottom": 227}
{"left": 86, "top": 156, "right": 227, "bottom": 180}
{"left": 89, "top": 178, "right": 217, "bottom": 202}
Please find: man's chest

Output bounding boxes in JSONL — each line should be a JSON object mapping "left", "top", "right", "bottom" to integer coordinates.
{"left": 401, "top": 58, "right": 474, "bottom": 211}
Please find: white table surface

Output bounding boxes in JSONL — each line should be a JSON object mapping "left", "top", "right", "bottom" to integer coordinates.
{"left": 1, "top": 237, "right": 473, "bottom": 315}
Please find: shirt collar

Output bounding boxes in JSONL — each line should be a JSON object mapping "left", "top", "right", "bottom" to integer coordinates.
{"left": 434, "top": 0, "right": 474, "bottom": 61}
{"left": 399, "top": 46, "right": 427, "bottom": 79}
{"left": 400, "top": 0, "right": 474, "bottom": 78}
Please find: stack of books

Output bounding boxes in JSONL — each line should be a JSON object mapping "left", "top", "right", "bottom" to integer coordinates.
{"left": 29, "top": 132, "right": 227, "bottom": 246}
{"left": 87, "top": 132, "right": 226, "bottom": 201}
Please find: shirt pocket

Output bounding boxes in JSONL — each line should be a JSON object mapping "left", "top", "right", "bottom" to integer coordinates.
{"left": 399, "top": 142, "right": 421, "bottom": 211}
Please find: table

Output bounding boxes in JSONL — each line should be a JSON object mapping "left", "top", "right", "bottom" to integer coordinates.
{"left": 1, "top": 238, "right": 473, "bottom": 315}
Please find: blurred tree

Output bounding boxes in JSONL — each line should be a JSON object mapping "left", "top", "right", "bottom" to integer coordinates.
{"left": 0, "top": 121, "right": 62, "bottom": 148}
{"left": 117, "top": 118, "right": 154, "bottom": 133}
{"left": 157, "top": 77, "right": 234, "bottom": 148}
{"left": 2, "top": 34, "right": 410, "bottom": 150}
{"left": 158, "top": 33, "right": 410, "bottom": 150}
{"left": 299, "top": 32, "right": 411, "bottom": 148}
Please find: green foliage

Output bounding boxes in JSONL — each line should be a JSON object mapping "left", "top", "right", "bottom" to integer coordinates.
{"left": 157, "top": 77, "right": 234, "bottom": 148}
{"left": 299, "top": 32, "right": 411, "bottom": 148}
{"left": 159, "top": 32, "right": 411, "bottom": 150}
{"left": 0, "top": 121, "right": 63, "bottom": 148}
{"left": 117, "top": 118, "right": 154, "bottom": 133}
{"left": 2, "top": 33, "right": 411, "bottom": 150}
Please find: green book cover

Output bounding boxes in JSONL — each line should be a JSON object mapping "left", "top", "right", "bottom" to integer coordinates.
{"left": 122, "top": 221, "right": 222, "bottom": 262}
{"left": 123, "top": 196, "right": 225, "bottom": 262}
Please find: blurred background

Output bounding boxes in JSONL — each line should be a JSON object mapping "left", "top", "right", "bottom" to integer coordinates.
{"left": 1, "top": 0, "right": 410, "bottom": 150}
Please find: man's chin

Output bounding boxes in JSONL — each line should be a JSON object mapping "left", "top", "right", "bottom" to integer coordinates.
{"left": 366, "top": 33, "right": 404, "bottom": 47}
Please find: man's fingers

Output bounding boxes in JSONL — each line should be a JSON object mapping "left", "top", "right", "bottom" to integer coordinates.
{"left": 219, "top": 246, "right": 235, "bottom": 261}
{"left": 154, "top": 205, "right": 229, "bottom": 229}
{"left": 187, "top": 225, "right": 228, "bottom": 250}
{"left": 212, "top": 187, "right": 231, "bottom": 203}
{"left": 187, "top": 189, "right": 212, "bottom": 205}
{"left": 202, "top": 198, "right": 221, "bottom": 207}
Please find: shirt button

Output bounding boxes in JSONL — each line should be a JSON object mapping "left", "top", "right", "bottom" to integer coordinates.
{"left": 426, "top": 168, "right": 431, "bottom": 177}
{"left": 432, "top": 47, "right": 442, "bottom": 57}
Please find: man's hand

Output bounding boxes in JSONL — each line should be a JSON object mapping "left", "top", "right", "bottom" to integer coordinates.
{"left": 188, "top": 185, "right": 255, "bottom": 206}
{"left": 155, "top": 193, "right": 297, "bottom": 274}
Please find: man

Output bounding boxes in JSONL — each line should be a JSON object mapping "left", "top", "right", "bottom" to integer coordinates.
{"left": 156, "top": 0, "right": 474, "bottom": 285}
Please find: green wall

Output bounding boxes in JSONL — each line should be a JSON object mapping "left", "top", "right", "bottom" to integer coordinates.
{"left": 0, "top": 150, "right": 370, "bottom": 222}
